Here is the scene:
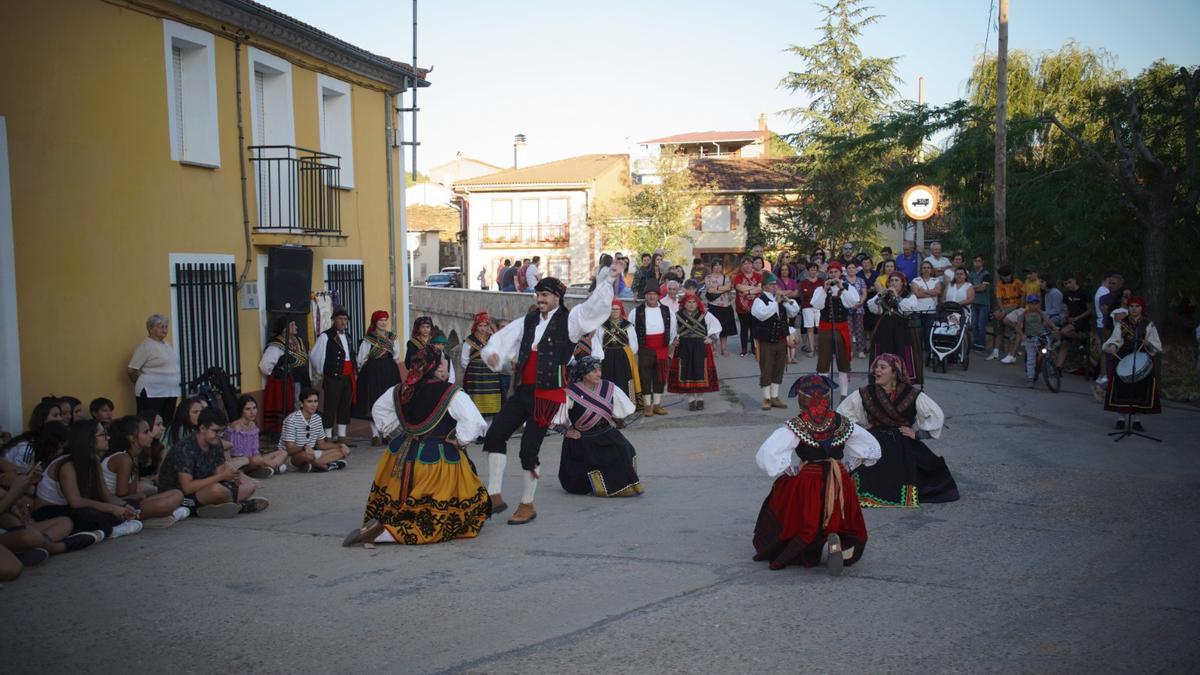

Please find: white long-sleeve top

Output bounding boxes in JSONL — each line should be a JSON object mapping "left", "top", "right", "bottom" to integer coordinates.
{"left": 370, "top": 385, "right": 488, "bottom": 443}
{"left": 481, "top": 266, "right": 616, "bottom": 371}
{"left": 356, "top": 338, "right": 401, "bottom": 369}
{"left": 553, "top": 383, "right": 638, "bottom": 426}
{"left": 1103, "top": 321, "right": 1162, "bottom": 354}
{"left": 867, "top": 293, "right": 921, "bottom": 314}
{"left": 809, "top": 284, "right": 861, "bottom": 313}
{"left": 755, "top": 422, "right": 881, "bottom": 477}
{"left": 309, "top": 331, "right": 352, "bottom": 381}
{"left": 259, "top": 344, "right": 285, "bottom": 377}
{"left": 619, "top": 324, "right": 640, "bottom": 354}
{"left": 629, "top": 304, "right": 677, "bottom": 338}
{"left": 836, "top": 389, "right": 945, "bottom": 439}
{"left": 751, "top": 291, "right": 800, "bottom": 322}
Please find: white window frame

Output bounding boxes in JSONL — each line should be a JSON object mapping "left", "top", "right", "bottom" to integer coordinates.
{"left": 246, "top": 47, "right": 296, "bottom": 147}
{"left": 162, "top": 20, "right": 220, "bottom": 168}
{"left": 700, "top": 204, "right": 732, "bottom": 232}
{"left": 317, "top": 74, "right": 354, "bottom": 189}
{"left": 168, "top": 253, "right": 237, "bottom": 397}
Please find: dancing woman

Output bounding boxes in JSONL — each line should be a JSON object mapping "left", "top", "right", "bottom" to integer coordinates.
{"left": 343, "top": 346, "right": 491, "bottom": 546}
{"left": 837, "top": 353, "right": 959, "bottom": 508}
{"left": 556, "top": 356, "right": 643, "bottom": 497}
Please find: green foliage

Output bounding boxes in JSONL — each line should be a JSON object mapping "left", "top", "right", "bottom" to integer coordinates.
{"left": 743, "top": 193, "right": 763, "bottom": 249}
{"left": 599, "top": 152, "right": 714, "bottom": 260}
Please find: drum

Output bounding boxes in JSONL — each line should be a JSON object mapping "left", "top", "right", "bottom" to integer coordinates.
{"left": 1116, "top": 352, "right": 1153, "bottom": 383}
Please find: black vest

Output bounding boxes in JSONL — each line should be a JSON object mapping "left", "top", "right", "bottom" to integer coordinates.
{"left": 322, "top": 328, "right": 349, "bottom": 378}
{"left": 634, "top": 304, "right": 672, "bottom": 345}
{"left": 820, "top": 288, "right": 850, "bottom": 323}
{"left": 753, "top": 295, "right": 789, "bottom": 343}
{"left": 515, "top": 307, "right": 573, "bottom": 389}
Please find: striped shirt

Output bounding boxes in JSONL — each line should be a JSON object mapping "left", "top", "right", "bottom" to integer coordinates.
{"left": 277, "top": 410, "right": 326, "bottom": 450}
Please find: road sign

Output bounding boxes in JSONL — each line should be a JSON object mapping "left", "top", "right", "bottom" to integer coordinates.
{"left": 902, "top": 184, "right": 938, "bottom": 221}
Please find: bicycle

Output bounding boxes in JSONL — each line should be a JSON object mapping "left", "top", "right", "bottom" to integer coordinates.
{"left": 1032, "top": 331, "right": 1061, "bottom": 392}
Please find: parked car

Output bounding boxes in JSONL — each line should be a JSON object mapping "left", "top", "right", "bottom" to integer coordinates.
{"left": 440, "top": 266, "right": 464, "bottom": 287}
{"left": 424, "top": 273, "right": 454, "bottom": 288}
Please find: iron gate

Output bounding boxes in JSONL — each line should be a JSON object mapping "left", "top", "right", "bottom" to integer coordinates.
{"left": 326, "top": 262, "right": 365, "bottom": 347}
{"left": 172, "top": 261, "right": 242, "bottom": 391}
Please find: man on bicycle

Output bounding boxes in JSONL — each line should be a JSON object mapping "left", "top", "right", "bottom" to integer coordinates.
{"left": 1005, "top": 295, "right": 1058, "bottom": 385}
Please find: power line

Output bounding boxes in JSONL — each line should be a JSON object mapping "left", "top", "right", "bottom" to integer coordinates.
{"left": 983, "top": 0, "right": 996, "bottom": 59}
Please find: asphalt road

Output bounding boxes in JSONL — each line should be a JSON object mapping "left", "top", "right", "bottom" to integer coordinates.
{"left": 4, "top": 349, "right": 1198, "bottom": 674}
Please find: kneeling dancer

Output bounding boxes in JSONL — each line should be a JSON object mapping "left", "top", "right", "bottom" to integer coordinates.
{"left": 837, "top": 353, "right": 959, "bottom": 507}
{"left": 556, "top": 356, "right": 643, "bottom": 497}
{"left": 752, "top": 374, "right": 880, "bottom": 574}
{"left": 480, "top": 264, "right": 622, "bottom": 523}
{"left": 668, "top": 291, "right": 722, "bottom": 410}
{"left": 343, "top": 346, "right": 491, "bottom": 546}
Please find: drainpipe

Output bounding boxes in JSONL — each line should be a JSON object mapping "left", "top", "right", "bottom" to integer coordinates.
{"left": 385, "top": 92, "right": 399, "bottom": 329}
{"left": 234, "top": 39, "right": 253, "bottom": 286}
{"left": 395, "top": 87, "right": 411, "bottom": 337}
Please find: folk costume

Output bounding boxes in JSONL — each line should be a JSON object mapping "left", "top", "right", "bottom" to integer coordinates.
{"left": 309, "top": 307, "right": 356, "bottom": 441}
{"left": 349, "top": 346, "right": 491, "bottom": 546}
{"left": 1102, "top": 298, "right": 1163, "bottom": 422}
{"left": 668, "top": 292, "right": 723, "bottom": 410}
{"left": 866, "top": 275, "right": 924, "bottom": 385}
{"left": 837, "top": 354, "right": 959, "bottom": 508}
{"left": 630, "top": 287, "right": 677, "bottom": 416}
{"left": 258, "top": 318, "right": 310, "bottom": 437}
{"left": 810, "top": 262, "right": 861, "bottom": 397}
{"left": 480, "top": 268, "right": 617, "bottom": 523}
{"left": 751, "top": 274, "right": 801, "bottom": 410}
{"left": 753, "top": 375, "right": 880, "bottom": 573}
{"left": 600, "top": 300, "right": 641, "bottom": 404}
{"left": 460, "top": 312, "right": 504, "bottom": 416}
{"left": 404, "top": 316, "right": 434, "bottom": 369}
{"left": 430, "top": 333, "right": 456, "bottom": 384}
{"left": 556, "top": 356, "right": 643, "bottom": 497}
{"left": 352, "top": 310, "right": 402, "bottom": 445}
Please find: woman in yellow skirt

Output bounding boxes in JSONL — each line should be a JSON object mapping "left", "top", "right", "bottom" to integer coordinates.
{"left": 342, "top": 345, "right": 491, "bottom": 546}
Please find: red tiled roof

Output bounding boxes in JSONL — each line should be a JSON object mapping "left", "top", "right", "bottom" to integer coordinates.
{"left": 640, "top": 130, "right": 767, "bottom": 145}
{"left": 688, "top": 158, "right": 800, "bottom": 193}
{"left": 454, "top": 154, "right": 628, "bottom": 188}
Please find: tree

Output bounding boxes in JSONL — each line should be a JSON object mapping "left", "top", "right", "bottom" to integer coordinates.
{"left": 770, "top": 0, "right": 901, "bottom": 250}
{"left": 600, "top": 150, "right": 713, "bottom": 259}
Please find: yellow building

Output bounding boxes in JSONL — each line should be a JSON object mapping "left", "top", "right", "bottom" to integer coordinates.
{"left": 0, "top": 0, "right": 425, "bottom": 429}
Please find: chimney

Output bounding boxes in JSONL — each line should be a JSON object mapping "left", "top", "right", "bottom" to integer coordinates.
{"left": 758, "top": 113, "right": 770, "bottom": 158}
{"left": 513, "top": 133, "right": 527, "bottom": 169}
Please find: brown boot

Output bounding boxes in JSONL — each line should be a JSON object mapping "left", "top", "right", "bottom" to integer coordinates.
{"left": 490, "top": 493, "right": 508, "bottom": 515}
{"left": 371, "top": 435, "right": 383, "bottom": 447}
{"left": 762, "top": 399, "right": 772, "bottom": 411}
{"left": 653, "top": 405, "right": 668, "bottom": 415}
{"left": 770, "top": 397, "right": 788, "bottom": 409}
{"left": 642, "top": 404, "right": 655, "bottom": 417}
{"left": 341, "top": 519, "right": 385, "bottom": 547}
{"left": 507, "top": 502, "right": 537, "bottom": 525}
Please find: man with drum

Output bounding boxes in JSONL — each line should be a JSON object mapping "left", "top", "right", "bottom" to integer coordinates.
{"left": 1102, "top": 297, "right": 1162, "bottom": 431}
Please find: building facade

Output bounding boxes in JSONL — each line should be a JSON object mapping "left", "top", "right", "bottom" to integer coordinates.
{"left": 0, "top": 0, "right": 425, "bottom": 428}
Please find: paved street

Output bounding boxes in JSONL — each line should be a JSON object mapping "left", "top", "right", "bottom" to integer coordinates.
{"left": 5, "top": 351, "right": 1199, "bottom": 674}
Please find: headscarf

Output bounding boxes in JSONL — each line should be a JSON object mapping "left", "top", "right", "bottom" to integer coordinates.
{"left": 609, "top": 299, "right": 627, "bottom": 321}
{"left": 1127, "top": 296, "right": 1145, "bottom": 309}
{"left": 534, "top": 277, "right": 566, "bottom": 300}
{"left": 470, "top": 311, "right": 491, "bottom": 333}
{"left": 788, "top": 374, "right": 837, "bottom": 427}
{"left": 870, "top": 353, "right": 908, "bottom": 384}
{"left": 368, "top": 310, "right": 389, "bottom": 333}
{"left": 399, "top": 345, "right": 442, "bottom": 404}
{"left": 571, "top": 355, "right": 603, "bottom": 382}
{"left": 680, "top": 290, "right": 706, "bottom": 315}
{"left": 411, "top": 316, "right": 433, "bottom": 335}
{"left": 826, "top": 261, "right": 844, "bottom": 272}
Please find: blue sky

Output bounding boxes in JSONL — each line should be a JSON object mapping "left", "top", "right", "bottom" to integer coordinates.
{"left": 271, "top": 0, "right": 1200, "bottom": 172}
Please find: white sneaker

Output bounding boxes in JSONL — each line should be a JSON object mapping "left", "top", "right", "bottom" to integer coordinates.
{"left": 110, "top": 520, "right": 144, "bottom": 538}
{"left": 1000, "top": 354, "right": 1017, "bottom": 364}
{"left": 172, "top": 506, "right": 191, "bottom": 523}
{"left": 986, "top": 349, "right": 1000, "bottom": 361}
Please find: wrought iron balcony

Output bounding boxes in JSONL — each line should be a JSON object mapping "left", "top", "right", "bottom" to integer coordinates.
{"left": 480, "top": 222, "right": 570, "bottom": 247}
{"left": 249, "top": 145, "right": 342, "bottom": 234}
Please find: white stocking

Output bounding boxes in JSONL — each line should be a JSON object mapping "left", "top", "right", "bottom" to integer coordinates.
{"left": 521, "top": 470, "right": 539, "bottom": 503}
{"left": 652, "top": 393, "right": 662, "bottom": 405}
{"left": 336, "top": 424, "right": 347, "bottom": 438}
{"left": 374, "top": 529, "right": 396, "bottom": 543}
{"left": 838, "top": 373, "right": 849, "bottom": 397}
{"left": 369, "top": 422, "right": 379, "bottom": 437}
{"left": 762, "top": 386, "right": 771, "bottom": 400}
{"left": 325, "top": 428, "right": 334, "bottom": 438}
{"left": 487, "top": 453, "right": 507, "bottom": 495}
{"left": 769, "top": 383, "right": 780, "bottom": 399}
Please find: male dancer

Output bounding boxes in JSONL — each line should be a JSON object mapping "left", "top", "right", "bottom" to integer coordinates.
{"left": 810, "top": 261, "right": 859, "bottom": 396}
{"left": 309, "top": 307, "right": 355, "bottom": 442}
{"left": 481, "top": 261, "right": 624, "bottom": 524}
{"left": 630, "top": 285, "right": 676, "bottom": 417}
{"left": 751, "top": 273, "right": 800, "bottom": 410}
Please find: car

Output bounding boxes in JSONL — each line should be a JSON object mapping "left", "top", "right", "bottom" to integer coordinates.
{"left": 440, "top": 266, "right": 464, "bottom": 287}
{"left": 424, "top": 273, "right": 454, "bottom": 288}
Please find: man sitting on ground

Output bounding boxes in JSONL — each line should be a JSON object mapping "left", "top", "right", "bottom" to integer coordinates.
{"left": 278, "top": 388, "right": 350, "bottom": 472}
{"left": 157, "top": 408, "right": 268, "bottom": 518}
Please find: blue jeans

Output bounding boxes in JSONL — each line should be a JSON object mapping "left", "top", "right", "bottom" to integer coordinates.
{"left": 970, "top": 304, "right": 990, "bottom": 349}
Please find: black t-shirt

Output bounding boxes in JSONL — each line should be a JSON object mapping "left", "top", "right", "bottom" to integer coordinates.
{"left": 1062, "top": 288, "right": 1090, "bottom": 330}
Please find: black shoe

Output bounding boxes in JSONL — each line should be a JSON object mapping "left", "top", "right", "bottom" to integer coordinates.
{"left": 1115, "top": 420, "right": 1126, "bottom": 430}
{"left": 1132, "top": 421, "right": 1145, "bottom": 432}
{"left": 16, "top": 548, "right": 50, "bottom": 567}
{"left": 325, "top": 460, "right": 348, "bottom": 471}
{"left": 62, "top": 531, "right": 101, "bottom": 552}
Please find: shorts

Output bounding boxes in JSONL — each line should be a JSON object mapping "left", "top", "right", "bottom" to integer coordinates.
{"left": 802, "top": 308, "right": 820, "bottom": 329}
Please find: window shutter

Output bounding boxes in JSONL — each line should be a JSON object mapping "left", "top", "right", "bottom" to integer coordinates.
{"left": 254, "top": 70, "right": 266, "bottom": 142}
{"left": 172, "top": 46, "right": 185, "bottom": 157}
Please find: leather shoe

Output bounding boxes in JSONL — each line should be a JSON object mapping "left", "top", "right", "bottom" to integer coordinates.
{"left": 490, "top": 493, "right": 508, "bottom": 515}
{"left": 770, "top": 397, "right": 788, "bottom": 409}
{"left": 507, "top": 502, "right": 537, "bottom": 525}
{"left": 342, "top": 519, "right": 385, "bottom": 547}
{"left": 762, "top": 399, "right": 772, "bottom": 411}
{"left": 653, "top": 405, "right": 668, "bottom": 415}
{"left": 371, "top": 435, "right": 383, "bottom": 447}
{"left": 642, "top": 405, "right": 655, "bottom": 417}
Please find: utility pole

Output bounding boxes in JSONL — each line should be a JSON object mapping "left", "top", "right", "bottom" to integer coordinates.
{"left": 993, "top": 0, "right": 1008, "bottom": 267}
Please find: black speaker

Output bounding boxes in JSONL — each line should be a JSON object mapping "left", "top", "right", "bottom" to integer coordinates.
{"left": 266, "top": 246, "right": 313, "bottom": 313}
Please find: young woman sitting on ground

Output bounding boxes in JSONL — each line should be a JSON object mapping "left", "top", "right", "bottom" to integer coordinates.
{"left": 0, "top": 465, "right": 100, "bottom": 577}
{"left": 103, "top": 416, "right": 189, "bottom": 528}
{"left": 136, "top": 409, "right": 167, "bottom": 480}
{"left": 224, "top": 396, "right": 288, "bottom": 478}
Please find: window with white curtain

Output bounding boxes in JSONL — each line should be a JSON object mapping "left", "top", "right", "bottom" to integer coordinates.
{"left": 162, "top": 20, "right": 220, "bottom": 167}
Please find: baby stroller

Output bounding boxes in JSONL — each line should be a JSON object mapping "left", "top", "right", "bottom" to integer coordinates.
{"left": 928, "top": 302, "right": 970, "bottom": 373}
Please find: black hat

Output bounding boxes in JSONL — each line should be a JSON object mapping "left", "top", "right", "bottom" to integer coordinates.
{"left": 534, "top": 277, "right": 566, "bottom": 299}
{"left": 331, "top": 306, "right": 349, "bottom": 319}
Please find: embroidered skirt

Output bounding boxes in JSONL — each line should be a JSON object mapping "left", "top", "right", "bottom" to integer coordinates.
{"left": 668, "top": 338, "right": 720, "bottom": 394}
{"left": 558, "top": 426, "right": 643, "bottom": 497}
{"left": 362, "top": 434, "right": 491, "bottom": 544}
{"left": 854, "top": 426, "right": 959, "bottom": 508}
{"left": 602, "top": 345, "right": 642, "bottom": 402}
{"left": 464, "top": 359, "right": 504, "bottom": 415}
{"left": 753, "top": 461, "right": 867, "bottom": 569}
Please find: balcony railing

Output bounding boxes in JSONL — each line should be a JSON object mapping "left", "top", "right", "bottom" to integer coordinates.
{"left": 480, "top": 222, "right": 570, "bottom": 247}
{"left": 249, "top": 145, "right": 342, "bottom": 235}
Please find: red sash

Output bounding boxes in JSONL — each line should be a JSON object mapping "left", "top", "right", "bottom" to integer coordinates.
{"left": 521, "top": 350, "right": 565, "bottom": 427}
{"left": 818, "top": 320, "right": 852, "bottom": 361}
{"left": 341, "top": 359, "right": 357, "bottom": 402}
{"left": 644, "top": 333, "right": 668, "bottom": 363}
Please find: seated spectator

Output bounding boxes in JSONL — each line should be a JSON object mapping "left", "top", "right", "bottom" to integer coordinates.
{"left": 136, "top": 409, "right": 168, "bottom": 479}
{"left": 31, "top": 421, "right": 144, "bottom": 539}
{"left": 224, "top": 395, "right": 288, "bottom": 478}
{"left": 990, "top": 265, "right": 1024, "bottom": 362}
{"left": 59, "top": 396, "right": 82, "bottom": 426}
{"left": 157, "top": 408, "right": 268, "bottom": 518}
{"left": 103, "top": 416, "right": 188, "bottom": 528}
{"left": 165, "top": 396, "right": 205, "bottom": 452}
{"left": 89, "top": 397, "right": 115, "bottom": 427}
{"left": 1, "top": 398, "right": 65, "bottom": 476}
{"left": 278, "top": 388, "right": 350, "bottom": 472}
{"left": 2, "top": 421, "right": 68, "bottom": 474}
{"left": 1, "top": 468, "right": 99, "bottom": 579}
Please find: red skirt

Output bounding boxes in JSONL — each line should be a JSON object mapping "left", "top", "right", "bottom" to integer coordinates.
{"left": 752, "top": 462, "right": 868, "bottom": 569}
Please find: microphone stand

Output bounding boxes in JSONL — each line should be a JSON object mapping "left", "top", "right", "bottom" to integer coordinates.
{"left": 1108, "top": 321, "right": 1161, "bottom": 443}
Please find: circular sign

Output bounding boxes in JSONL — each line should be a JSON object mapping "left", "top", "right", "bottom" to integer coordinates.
{"left": 902, "top": 185, "right": 938, "bottom": 221}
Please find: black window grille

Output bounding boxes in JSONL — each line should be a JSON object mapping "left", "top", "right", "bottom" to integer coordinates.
{"left": 249, "top": 145, "right": 342, "bottom": 234}
{"left": 326, "top": 263, "right": 365, "bottom": 347}
{"left": 172, "top": 261, "right": 242, "bottom": 392}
